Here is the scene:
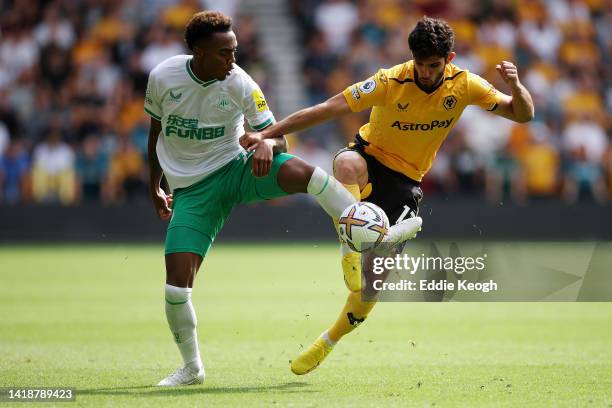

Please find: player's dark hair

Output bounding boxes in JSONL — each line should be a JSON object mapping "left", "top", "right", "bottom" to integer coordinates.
{"left": 408, "top": 16, "right": 454, "bottom": 60}
{"left": 184, "top": 11, "right": 232, "bottom": 51}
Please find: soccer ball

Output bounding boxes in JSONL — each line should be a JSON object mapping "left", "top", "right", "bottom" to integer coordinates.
{"left": 338, "top": 202, "right": 389, "bottom": 253}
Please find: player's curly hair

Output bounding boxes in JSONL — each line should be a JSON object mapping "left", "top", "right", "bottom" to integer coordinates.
{"left": 408, "top": 16, "right": 454, "bottom": 59}
{"left": 184, "top": 11, "right": 232, "bottom": 51}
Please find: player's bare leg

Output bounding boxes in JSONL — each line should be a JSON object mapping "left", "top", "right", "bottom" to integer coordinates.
{"left": 166, "top": 252, "right": 202, "bottom": 288}
{"left": 275, "top": 157, "right": 314, "bottom": 193}
{"left": 157, "top": 253, "right": 205, "bottom": 386}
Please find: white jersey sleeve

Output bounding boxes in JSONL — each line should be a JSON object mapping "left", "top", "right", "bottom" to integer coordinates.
{"left": 144, "top": 70, "right": 162, "bottom": 121}
{"left": 237, "top": 70, "right": 275, "bottom": 131}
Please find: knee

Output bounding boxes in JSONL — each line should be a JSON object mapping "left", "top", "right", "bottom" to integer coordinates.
{"left": 334, "top": 154, "right": 366, "bottom": 183}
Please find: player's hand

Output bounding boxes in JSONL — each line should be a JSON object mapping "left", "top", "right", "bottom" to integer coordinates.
{"left": 251, "top": 139, "right": 274, "bottom": 177}
{"left": 496, "top": 61, "right": 520, "bottom": 89}
{"left": 239, "top": 132, "right": 262, "bottom": 149}
{"left": 151, "top": 188, "right": 173, "bottom": 220}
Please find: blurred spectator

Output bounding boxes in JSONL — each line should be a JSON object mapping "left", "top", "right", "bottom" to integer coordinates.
{"left": 562, "top": 114, "right": 608, "bottom": 164}
{"left": 562, "top": 146, "right": 608, "bottom": 204}
{"left": 518, "top": 10, "right": 562, "bottom": 63}
{"left": 90, "top": 4, "right": 135, "bottom": 48}
{"left": 39, "top": 43, "right": 73, "bottom": 91}
{"left": 33, "top": 5, "right": 76, "bottom": 50}
{"left": 449, "top": 130, "right": 484, "bottom": 195}
{"left": 202, "top": 0, "right": 241, "bottom": 20}
{"left": 423, "top": 146, "right": 455, "bottom": 196}
{"left": 0, "top": 26, "right": 38, "bottom": 86}
{"left": 0, "top": 139, "right": 30, "bottom": 204}
{"left": 70, "top": 75, "right": 105, "bottom": 142}
{"left": 234, "top": 16, "right": 264, "bottom": 77}
{"left": 562, "top": 73, "right": 605, "bottom": 124}
{"left": 548, "top": 0, "right": 590, "bottom": 26}
{"left": 161, "top": 0, "right": 200, "bottom": 31}
{"left": 139, "top": 25, "right": 185, "bottom": 73}
{"left": 479, "top": 13, "right": 517, "bottom": 51}
{"left": 76, "top": 135, "right": 109, "bottom": 203}
{"left": 516, "top": 122, "right": 561, "bottom": 202}
{"left": 31, "top": 129, "right": 77, "bottom": 205}
{"left": 303, "top": 32, "right": 338, "bottom": 103}
{"left": 87, "top": 50, "right": 122, "bottom": 100}
{"left": 486, "top": 142, "right": 522, "bottom": 204}
{"left": 107, "top": 133, "right": 146, "bottom": 203}
{"left": 314, "top": 0, "right": 359, "bottom": 54}
{"left": 561, "top": 113, "right": 608, "bottom": 204}
{"left": 129, "top": 117, "right": 149, "bottom": 161}
{"left": 461, "top": 107, "right": 513, "bottom": 159}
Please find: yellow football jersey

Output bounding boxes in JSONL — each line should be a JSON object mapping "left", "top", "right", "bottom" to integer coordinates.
{"left": 342, "top": 60, "right": 504, "bottom": 181}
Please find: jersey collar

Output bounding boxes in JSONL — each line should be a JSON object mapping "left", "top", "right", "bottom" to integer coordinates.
{"left": 186, "top": 58, "right": 218, "bottom": 88}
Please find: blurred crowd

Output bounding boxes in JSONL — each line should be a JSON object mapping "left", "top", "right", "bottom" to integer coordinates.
{"left": 292, "top": 0, "right": 612, "bottom": 204}
{"left": 0, "top": 0, "right": 610, "bottom": 207}
{"left": 0, "top": 0, "right": 263, "bottom": 205}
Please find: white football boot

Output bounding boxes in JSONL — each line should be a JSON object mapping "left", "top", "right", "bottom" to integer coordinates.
{"left": 383, "top": 216, "right": 422, "bottom": 246}
{"left": 157, "top": 366, "right": 205, "bottom": 387}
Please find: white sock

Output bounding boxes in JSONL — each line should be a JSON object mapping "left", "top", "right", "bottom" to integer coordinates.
{"left": 164, "top": 284, "right": 203, "bottom": 371}
{"left": 321, "top": 330, "right": 336, "bottom": 347}
{"left": 307, "top": 167, "right": 357, "bottom": 219}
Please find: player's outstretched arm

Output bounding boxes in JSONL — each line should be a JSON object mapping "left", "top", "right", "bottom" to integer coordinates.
{"left": 147, "top": 117, "right": 172, "bottom": 220}
{"left": 492, "top": 61, "right": 534, "bottom": 123}
{"left": 241, "top": 93, "right": 351, "bottom": 148}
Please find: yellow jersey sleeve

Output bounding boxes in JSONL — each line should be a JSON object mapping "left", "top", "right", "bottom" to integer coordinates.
{"left": 342, "top": 69, "right": 389, "bottom": 112}
{"left": 467, "top": 72, "right": 504, "bottom": 111}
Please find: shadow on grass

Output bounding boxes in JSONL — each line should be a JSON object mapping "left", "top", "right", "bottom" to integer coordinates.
{"left": 78, "top": 381, "right": 314, "bottom": 397}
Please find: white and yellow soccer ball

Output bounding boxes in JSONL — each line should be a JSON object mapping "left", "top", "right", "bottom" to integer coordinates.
{"left": 338, "top": 202, "right": 389, "bottom": 252}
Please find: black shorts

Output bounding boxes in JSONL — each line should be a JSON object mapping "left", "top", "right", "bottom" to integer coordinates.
{"left": 334, "top": 135, "right": 423, "bottom": 225}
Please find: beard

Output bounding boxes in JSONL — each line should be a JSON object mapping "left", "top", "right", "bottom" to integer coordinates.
{"left": 415, "top": 69, "right": 445, "bottom": 92}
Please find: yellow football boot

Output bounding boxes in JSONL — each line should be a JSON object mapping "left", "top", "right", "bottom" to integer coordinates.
{"left": 290, "top": 337, "right": 334, "bottom": 375}
{"left": 342, "top": 251, "right": 362, "bottom": 292}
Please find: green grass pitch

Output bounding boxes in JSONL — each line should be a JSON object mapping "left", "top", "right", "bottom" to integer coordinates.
{"left": 1, "top": 243, "right": 611, "bottom": 407}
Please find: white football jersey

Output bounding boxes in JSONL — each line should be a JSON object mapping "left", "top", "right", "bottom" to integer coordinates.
{"left": 144, "top": 55, "right": 275, "bottom": 190}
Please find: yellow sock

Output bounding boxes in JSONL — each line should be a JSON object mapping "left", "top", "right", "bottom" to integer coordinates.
{"left": 343, "top": 183, "right": 361, "bottom": 201}
{"left": 330, "top": 183, "right": 372, "bottom": 341}
{"left": 327, "top": 291, "right": 376, "bottom": 342}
